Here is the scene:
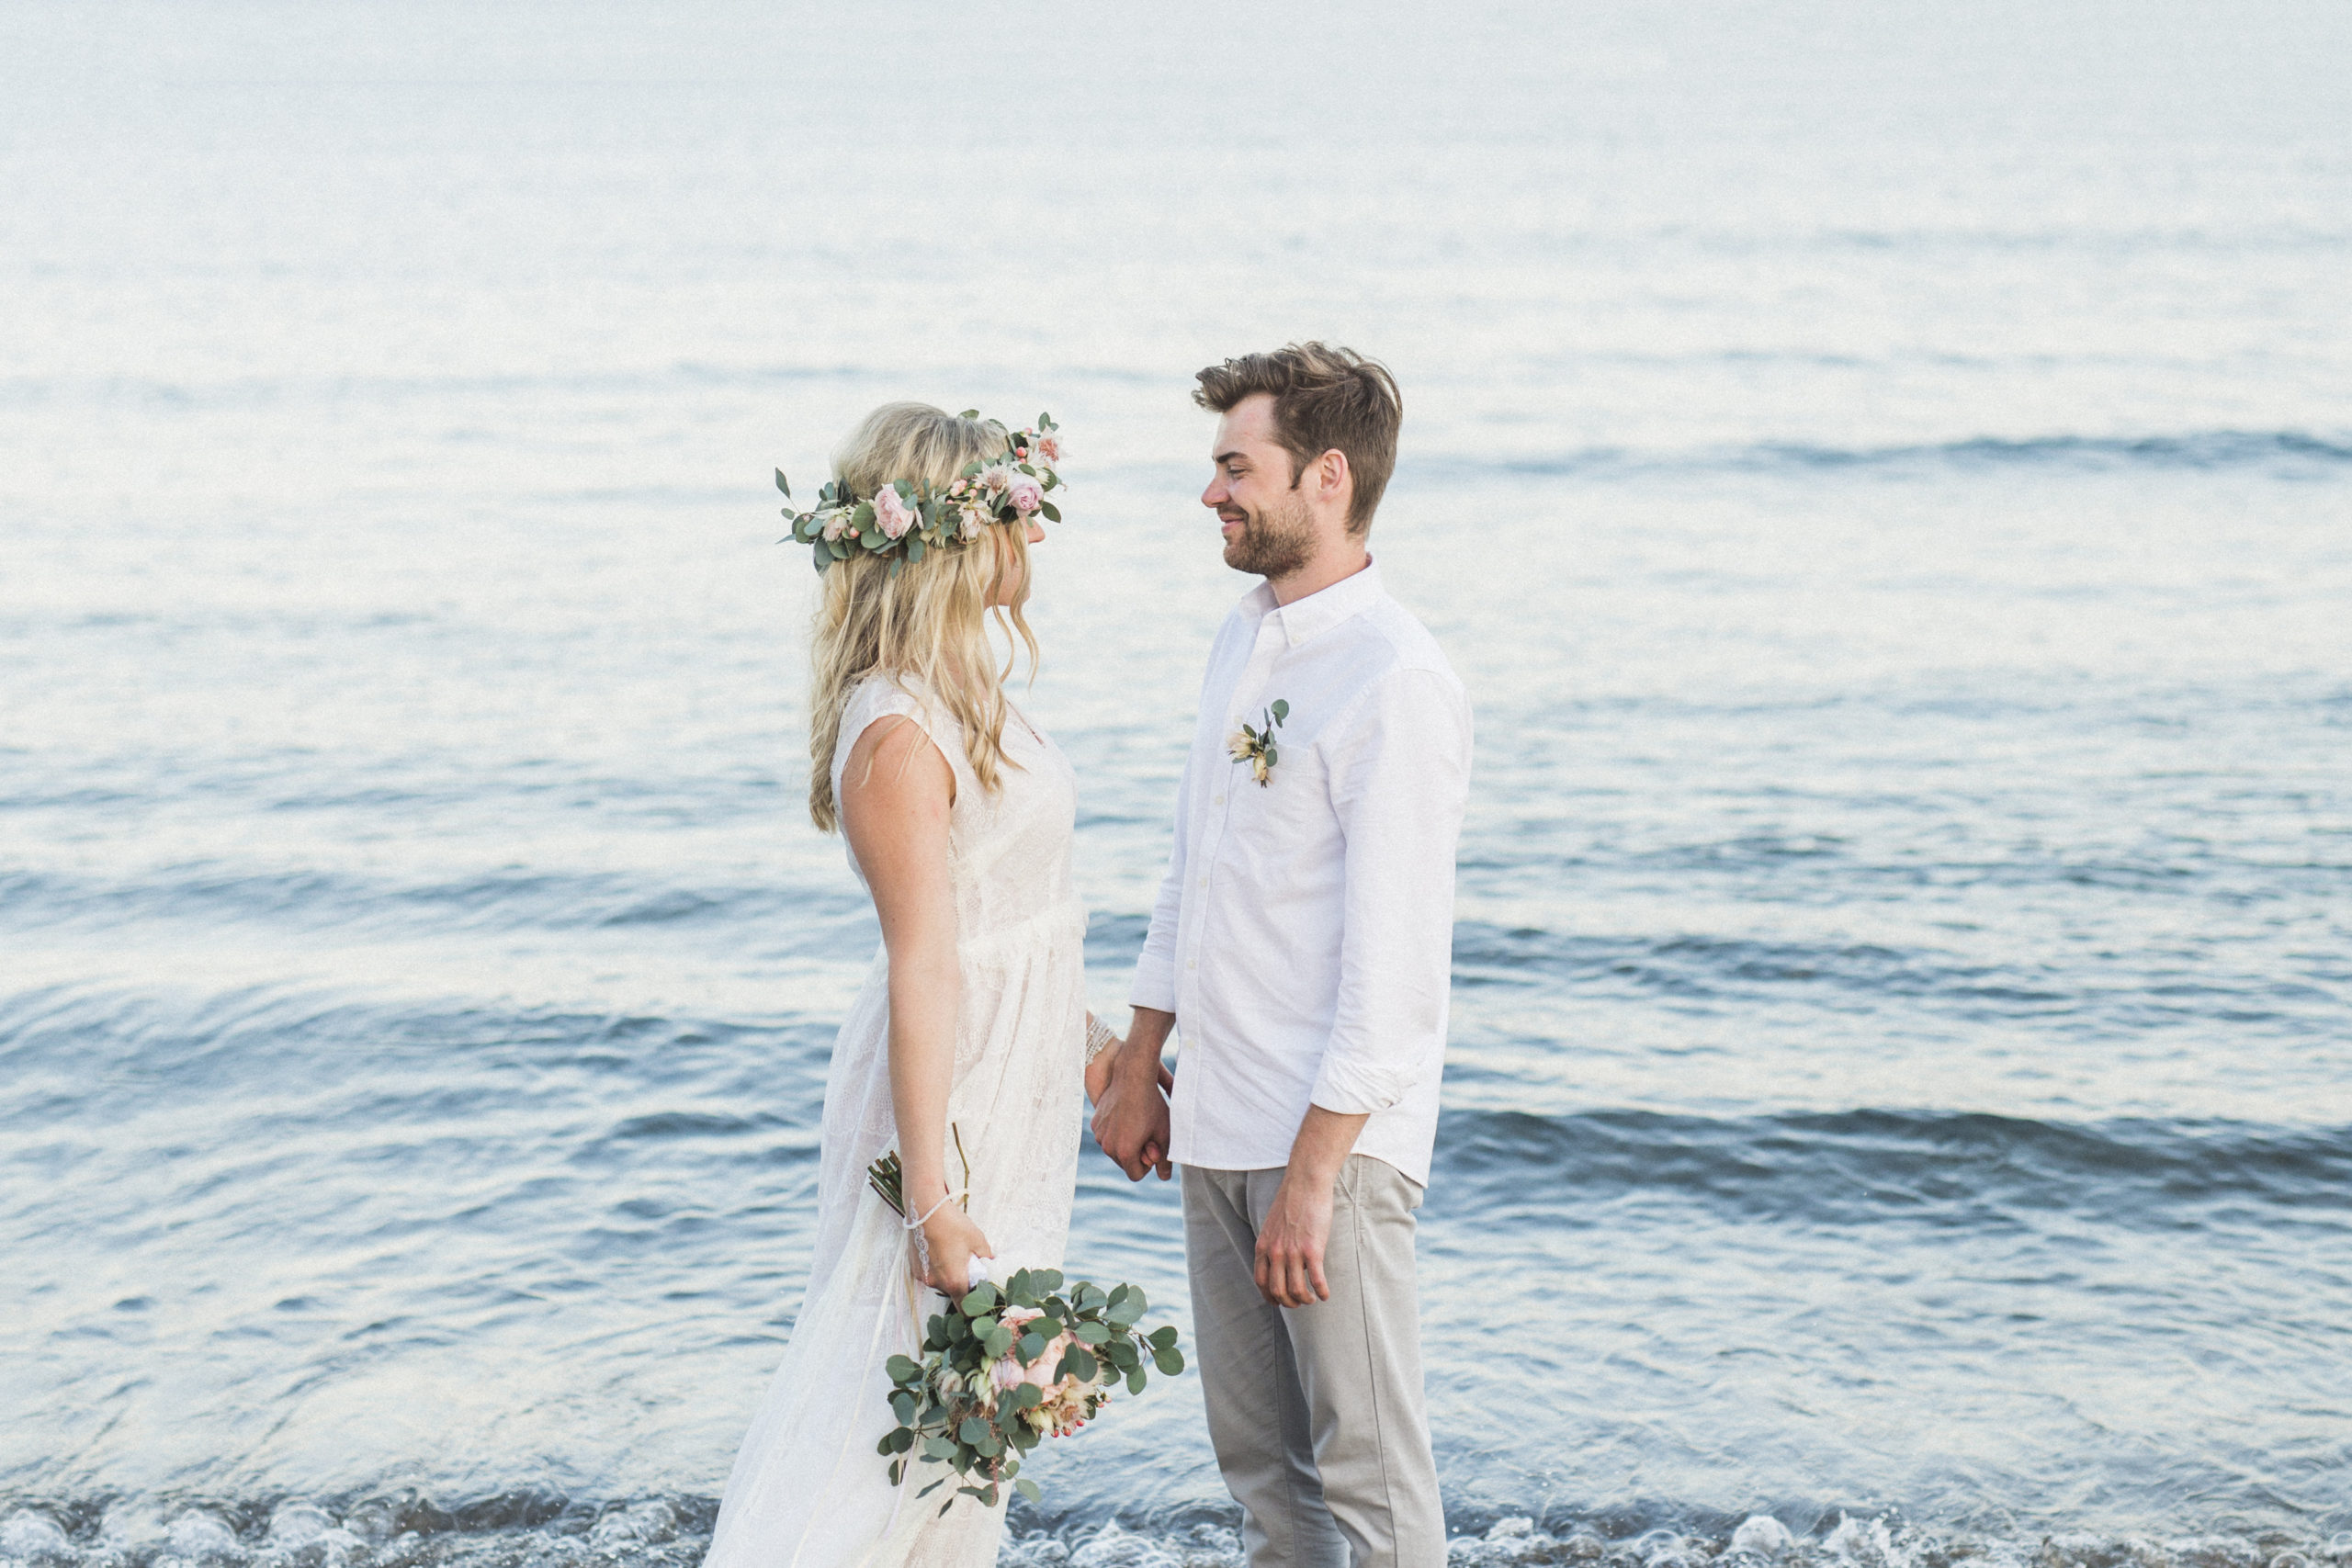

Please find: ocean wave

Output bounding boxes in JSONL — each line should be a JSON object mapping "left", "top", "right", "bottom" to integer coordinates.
{"left": 1098, "top": 914, "right": 2095, "bottom": 1020}
{"left": 1431, "top": 1107, "right": 2352, "bottom": 1226}
{"left": 1450, "top": 924, "right": 1996, "bottom": 1002}
{"left": 1465, "top": 430, "right": 2352, "bottom": 480}
{"left": 7, "top": 842, "right": 2341, "bottom": 1005}
{"left": 3, "top": 1496, "right": 2345, "bottom": 1568}
{"left": 0, "top": 364, "right": 872, "bottom": 412}
{"left": 6, "top": 357, "right": 2346, "bottom": 485}
{"left": 0, "top": 985, "right": 838, "bottom": 1125}
{"left": 1442, "top": 919, "right": 2346, "bottom": 1034}
{"left": 0, "top": 750, "right": 786, "bottom": 826}
{"left": 0, "top": 868, "right": 865, "bottom": 944}
{"left": 6, "top": 976, "right": 2342, "bottom": 1224}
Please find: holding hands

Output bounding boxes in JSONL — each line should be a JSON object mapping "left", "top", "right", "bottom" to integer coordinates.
{"left": 1082, "top": 1011, "right": 1370, "bottom": 1311}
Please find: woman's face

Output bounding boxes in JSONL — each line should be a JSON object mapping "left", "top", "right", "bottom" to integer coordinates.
{"left": 985, "top": 521, "right": 1047, "bottom": 608}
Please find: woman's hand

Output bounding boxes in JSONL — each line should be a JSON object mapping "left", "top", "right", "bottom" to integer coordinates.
{"left": 920, "top": 1201, "right": 994, "bottom": 1303}
{"left": 1085, "top": 1037, "right": 1176, "bottom": 1104}
{"left": 1084, "top": 1034, "right": 1123, "bottom": 1102}
{"left": 1087, "top": 1032, "right": 1177, "bottom": 1176}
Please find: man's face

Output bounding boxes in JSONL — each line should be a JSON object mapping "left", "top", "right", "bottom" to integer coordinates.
{"left": 1202, "top": 393, "right": 1315, "bottom": 579}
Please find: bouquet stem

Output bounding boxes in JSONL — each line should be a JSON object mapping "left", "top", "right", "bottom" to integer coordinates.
{"left": 869, "top": 1124, "right": 972, "bottom": 1217}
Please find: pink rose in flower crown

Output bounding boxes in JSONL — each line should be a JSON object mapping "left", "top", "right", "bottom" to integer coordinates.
{"left": 1007, "top": 476, "right": 1046, "bottom": 514}
{"left": 821, "top": 510, "right": 850, "bottom": 542}
{"left": 872, "top": 484, "right": 917, "bottom": 539}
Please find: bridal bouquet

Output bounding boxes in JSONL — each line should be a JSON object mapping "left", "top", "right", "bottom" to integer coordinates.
{"left": 866, "top": 1145, "right": 1185, "bottom": 1512}
{"left": 875, "top": 1267, "right": 1185, "bottom": 1512}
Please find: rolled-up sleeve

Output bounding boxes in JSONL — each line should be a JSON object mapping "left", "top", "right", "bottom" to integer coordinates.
{"left": 1310, "top": 667, "right": 1472, "bottom": 1115}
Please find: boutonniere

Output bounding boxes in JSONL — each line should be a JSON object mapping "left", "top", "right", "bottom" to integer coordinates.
{"left": 1227, "top": 699, "right": 1290, "bottom": 787}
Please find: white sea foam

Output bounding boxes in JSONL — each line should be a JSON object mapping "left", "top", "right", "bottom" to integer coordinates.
{"left": 0, "top": 1513, "right": 74, "bottom": 1565}
{"left": 12, "top": 1502, "right": 2352, "bottom": 1568}
{"left": 1732, "top": 1518, "right": 1796, "bottom": 1559}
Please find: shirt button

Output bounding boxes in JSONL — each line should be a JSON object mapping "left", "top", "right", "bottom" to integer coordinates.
{"left": 1197, "top": 877, "right": 1208, "bottom": 889}
{"left": 1186, "top": 959, "right": 1197, "bottom": 971}
{"left": 1213, "top": 793, "right": 1225, "bottom": 806}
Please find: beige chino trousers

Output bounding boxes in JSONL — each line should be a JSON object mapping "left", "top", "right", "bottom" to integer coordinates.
{"left": 1182, "top": 1156, "right": 1445, "bottom": 1568}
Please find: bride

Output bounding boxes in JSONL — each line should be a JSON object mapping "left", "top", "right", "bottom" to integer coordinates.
{"left": 704, "top": 402, "right": 1159, "bottom": 1568}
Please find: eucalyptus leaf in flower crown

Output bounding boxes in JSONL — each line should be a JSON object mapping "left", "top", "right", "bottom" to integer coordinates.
{"left": 777, "top": 413, "right": 1067, "bottom": 577}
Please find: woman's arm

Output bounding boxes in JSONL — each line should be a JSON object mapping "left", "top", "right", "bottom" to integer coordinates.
{"left": 1083, "top": 1013, "right": 1121, "bottom": 1103}
{"left": 839, "top": 713, "right": 990, "bottom": 1299}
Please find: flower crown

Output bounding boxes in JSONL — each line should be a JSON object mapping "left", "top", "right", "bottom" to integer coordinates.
{"left": 777, "top": 412, "right": 1065, "bottom": 575}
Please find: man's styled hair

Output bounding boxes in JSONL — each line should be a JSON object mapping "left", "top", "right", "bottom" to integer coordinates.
{"left": 1193, "top": 343, "right": 1402, "bottom": 535}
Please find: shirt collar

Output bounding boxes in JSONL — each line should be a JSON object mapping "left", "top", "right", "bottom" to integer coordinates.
{"left": 1240, "top": 558, "right": 1385, "bottom": 649}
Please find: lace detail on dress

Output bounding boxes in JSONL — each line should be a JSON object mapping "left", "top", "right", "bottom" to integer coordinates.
{"left": 705, "top": 671, "right": 1087, "bottom": 1568}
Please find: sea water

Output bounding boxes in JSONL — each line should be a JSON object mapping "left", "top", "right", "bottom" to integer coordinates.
{"left": 4, "top": 3, "right": 2350, "bottom": 1565}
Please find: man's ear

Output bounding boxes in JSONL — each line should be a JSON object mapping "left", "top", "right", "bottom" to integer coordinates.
{"left": 1314, "top": 448, "right": 1352, "bottom": 509}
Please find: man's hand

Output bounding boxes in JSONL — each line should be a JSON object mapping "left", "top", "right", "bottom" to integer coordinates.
{"left": 1091, "top": 1073, "right": 1171, "bottom": 1180}
{"left": 1254, "top": 1105, "right": 1372, "bottom": 1307}
{"left": 1091, "top": 1007, "right": 1176, "bottom": 1181}
{"left": 1084, "top": 1032, "right": 1175, "bottom": 1106}
{"left": 1254, "top": 1168, "right": 1337, "bottom": 1306}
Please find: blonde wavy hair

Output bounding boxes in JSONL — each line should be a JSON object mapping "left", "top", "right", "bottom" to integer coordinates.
{"left": 807, "top": 401, "right": 1040, "bottom": 832}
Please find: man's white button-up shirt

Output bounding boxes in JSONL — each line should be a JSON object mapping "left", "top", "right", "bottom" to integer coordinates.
{"left": 1130, "top": 560, "right": 1472, "bottom": 1187}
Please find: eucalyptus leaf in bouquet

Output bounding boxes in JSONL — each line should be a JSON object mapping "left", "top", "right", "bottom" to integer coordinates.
{"left": 875, "top": 1267, "right": 1185, "bottom": 1513}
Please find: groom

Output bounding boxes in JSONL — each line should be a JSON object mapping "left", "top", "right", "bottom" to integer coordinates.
{"left": 1094, "top": 343, "right": 1472, "bottom": 1567}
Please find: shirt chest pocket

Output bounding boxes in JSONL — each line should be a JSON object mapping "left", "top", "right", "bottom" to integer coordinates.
{"left": 1209, "top": 735, "right": 1338, "bottom": 887}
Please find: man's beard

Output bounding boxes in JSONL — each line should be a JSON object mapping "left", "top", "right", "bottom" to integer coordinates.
{"left": 1221, "top": 490, "right": 1316, "bottom": 579}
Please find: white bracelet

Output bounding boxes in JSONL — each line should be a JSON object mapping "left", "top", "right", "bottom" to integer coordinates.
{"left": 904, "top": 1190, "right": 958, "bottom": 1230}
{"left": 1084, "top": 1014, "right": 1120, "bottom": 1065}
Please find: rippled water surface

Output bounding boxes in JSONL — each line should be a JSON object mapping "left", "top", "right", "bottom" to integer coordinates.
{"left": 6, "top": 3, "right": 2351, "bottom": 1565}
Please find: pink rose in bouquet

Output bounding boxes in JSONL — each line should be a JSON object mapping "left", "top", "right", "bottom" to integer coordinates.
{"left": 989, "top": 1310, "right": 1098, "bottom": 1438}
{"left": 877, "top": 1268, "right": 1185, "bottom": 1512}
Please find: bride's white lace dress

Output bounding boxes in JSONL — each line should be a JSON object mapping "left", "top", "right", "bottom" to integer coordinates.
{"left": 705, "top": 673, "right": 1088, "bottom": 1568}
